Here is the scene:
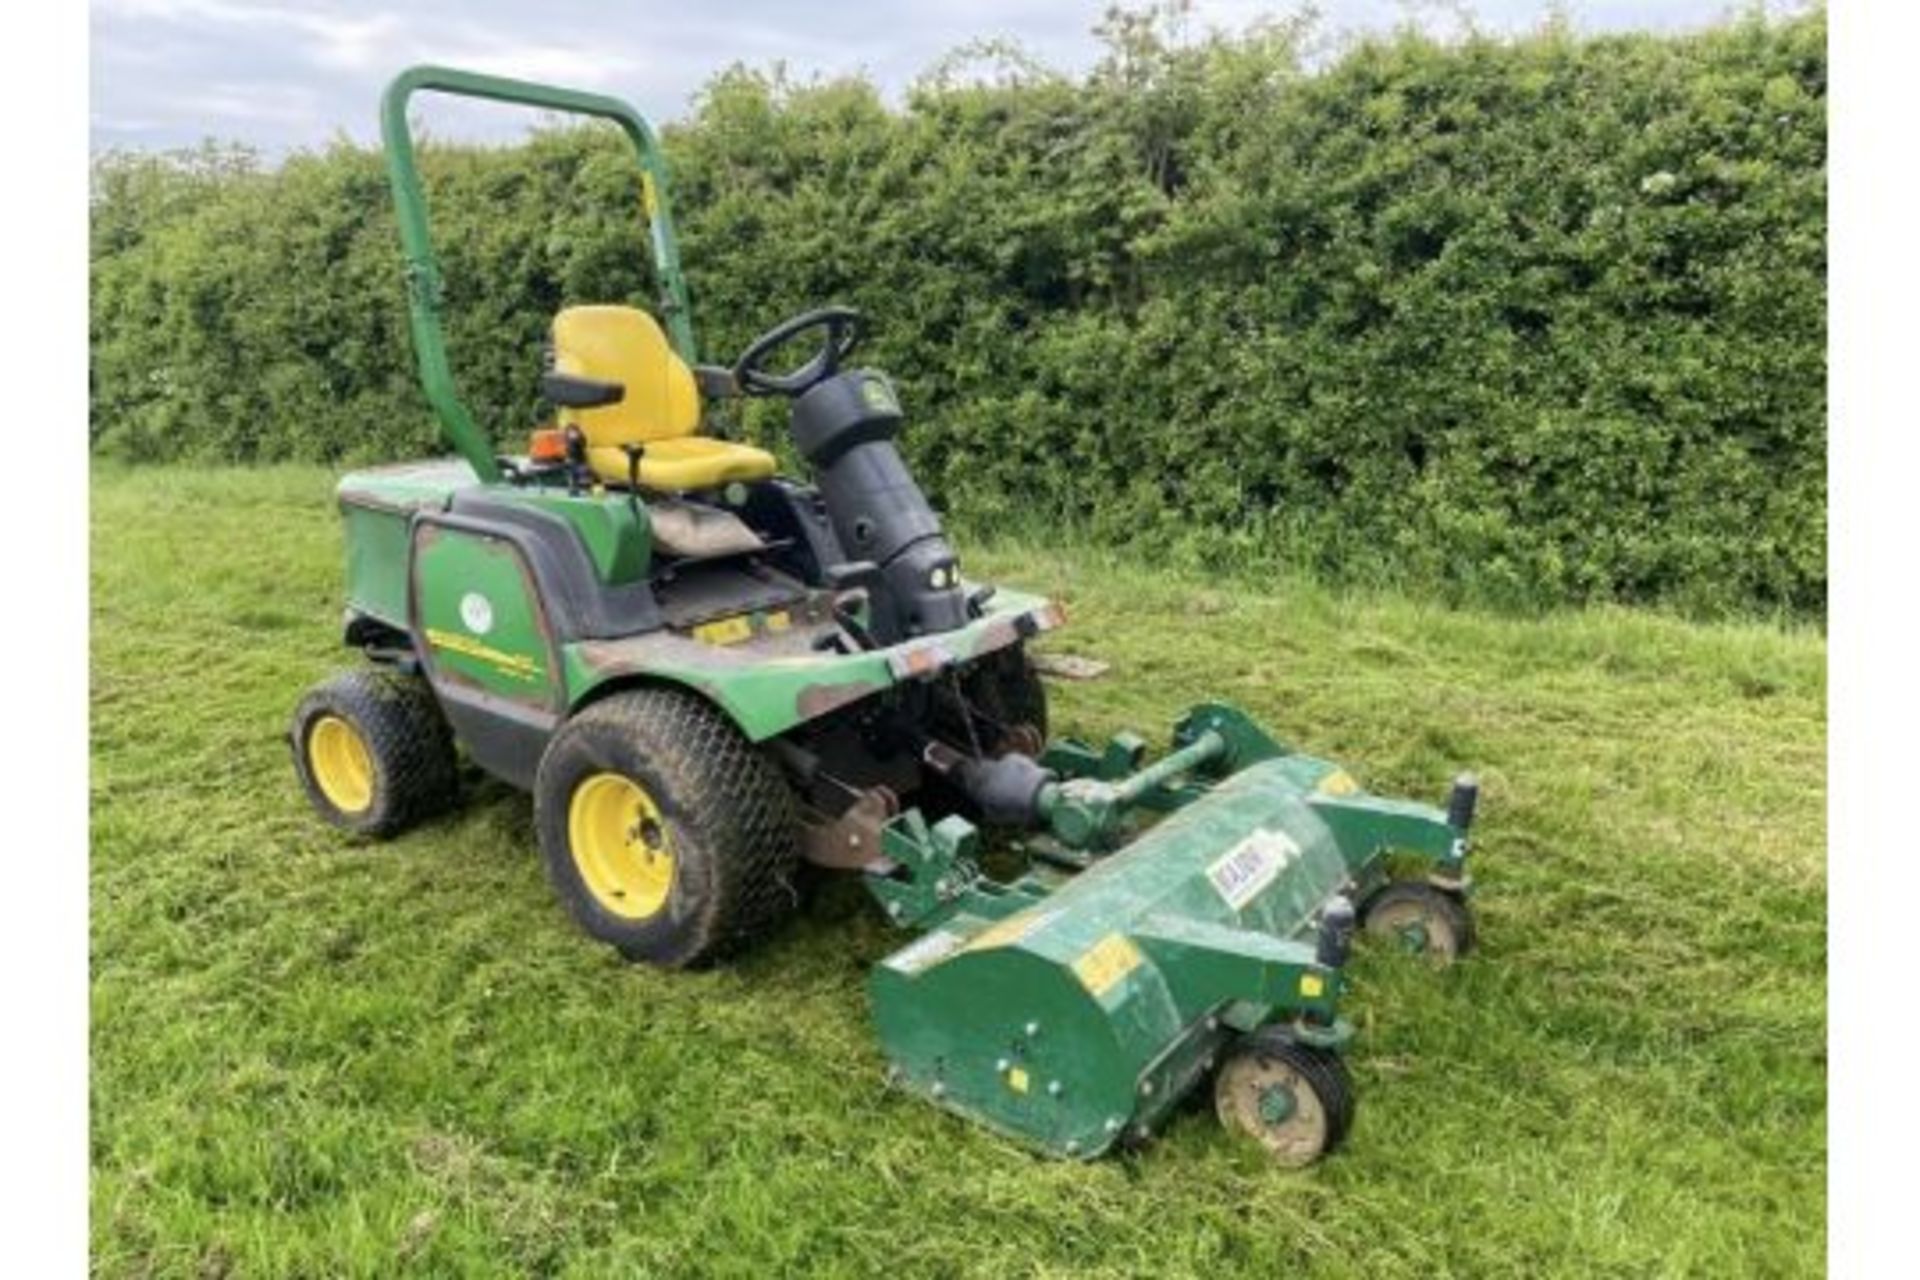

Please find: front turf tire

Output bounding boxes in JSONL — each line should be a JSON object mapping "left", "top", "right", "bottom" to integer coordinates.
{"left": 533, "top": 687, "right": 801, "bottom": 969}
{"left": 291, "top": 667, "right": 458, "bottom": 839}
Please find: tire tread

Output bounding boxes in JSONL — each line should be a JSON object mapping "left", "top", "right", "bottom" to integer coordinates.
{"left": 535, "top": 686, "right": 800, "bottom": 967}
{"left": 291, "top": 667, "right": 458, "bottom": 838}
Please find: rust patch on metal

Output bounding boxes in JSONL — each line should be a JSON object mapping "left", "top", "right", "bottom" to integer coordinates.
{"left": 999, "top": 724, "right": 1046, "bottom": 758}
{"left": 800, "top": 786, "right": 900, "bottom": 870}
{"left": 797, "top": 678, "right": 888, "bottom": 720}
{"left": 975, "top": 618, "right": 1018, "bottom": 650}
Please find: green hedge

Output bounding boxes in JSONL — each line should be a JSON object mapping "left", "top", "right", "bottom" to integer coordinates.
{"left": 88, "top": 6, "right": 1826, "bottom": 615}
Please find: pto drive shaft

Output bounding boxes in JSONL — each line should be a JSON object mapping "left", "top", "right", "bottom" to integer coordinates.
{"left": 923, "top": 727, "right": 1228, "bottom": 851}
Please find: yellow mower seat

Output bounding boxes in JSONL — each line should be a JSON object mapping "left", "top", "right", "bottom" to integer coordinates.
{"left": 551, "top": 304, "right": 776, "bottom": 491}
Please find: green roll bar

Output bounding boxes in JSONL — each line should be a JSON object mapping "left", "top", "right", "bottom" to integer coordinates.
{"left": 379, "top": 65, "right": 698, "bottom": 483}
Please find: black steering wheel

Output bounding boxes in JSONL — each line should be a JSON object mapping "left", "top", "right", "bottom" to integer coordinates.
{"left": 732, "top": 306, "right": 864, "bottom": 398}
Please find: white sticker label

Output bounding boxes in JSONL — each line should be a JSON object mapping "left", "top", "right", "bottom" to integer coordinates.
{"left": 1207, "top": 829, "right": 1301, "bottom": 911}
{"left": 884, "top": 928, "right": 965, "bottom": 975}
{"left": 459, "top": 592, "right": 494, "bottom": 635}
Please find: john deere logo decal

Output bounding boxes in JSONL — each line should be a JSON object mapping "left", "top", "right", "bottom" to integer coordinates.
{"left": 459, "top": 591, "right": 494, "bottom": 635}
{"left": 860, "top": 377, "right": 899, "bottom": 414}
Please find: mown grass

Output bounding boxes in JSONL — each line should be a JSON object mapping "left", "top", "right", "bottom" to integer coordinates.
{"left": 91, "top": 466, "right": 1825, "bottom": 1277}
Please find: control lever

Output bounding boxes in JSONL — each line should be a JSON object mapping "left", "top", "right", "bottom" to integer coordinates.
{"left": 619, "top": 443, "right": 646, "bottom": 518}
{"left": 825, "top": 561, "right": 881, "bottom": 591}
{"left": 830, "top": 588, "right": 877, "bottom": 652}
{"left": 821, "top": 561, "right": 881, "bottom": 653}
{"left": 563, "top": 425, "right": 589, "bottom": 496}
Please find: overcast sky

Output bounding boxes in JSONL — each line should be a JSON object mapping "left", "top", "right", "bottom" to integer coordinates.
{"left": 92, "top": 0, "right": 1775, "bottom": 153}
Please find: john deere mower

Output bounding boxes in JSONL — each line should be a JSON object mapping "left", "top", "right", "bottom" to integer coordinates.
{"left": 290, "top": 66, "right": 1485, "bottom": 1167}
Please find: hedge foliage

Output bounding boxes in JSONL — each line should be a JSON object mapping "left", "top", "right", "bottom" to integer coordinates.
{"left": 89, "top": 5, "right": 1826, "bottom": 614}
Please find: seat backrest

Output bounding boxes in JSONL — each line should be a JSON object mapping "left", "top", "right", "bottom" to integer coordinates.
{"left": 551, "top": 305, "right": 700, "bottom": 446}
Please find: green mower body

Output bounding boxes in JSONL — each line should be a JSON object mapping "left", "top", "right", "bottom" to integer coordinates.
{"left": 334, "top": 457, "right": 1059, "bottom": 788}
{"left": 289, "top": 64, "right": 1486, "bottom": 1169}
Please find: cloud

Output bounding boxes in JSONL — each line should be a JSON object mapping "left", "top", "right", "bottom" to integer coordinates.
{"left": 91, "top": 0, "right": 1767, "bottom": 154}
{"left": 442, "top": 46, "right": 640, "bottom": 87}
{"left": 422, "top": 17, "right": 651, "bottom": 87}
{"left": 169, "top": 80, "right": 324, "bottom": 125}
{"left": 295, "top": 12, "right": 405, "bottom": 71}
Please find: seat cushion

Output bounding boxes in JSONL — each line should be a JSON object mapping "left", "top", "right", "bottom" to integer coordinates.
{"left": 553, "top": 304, "right": 776, "bottom": 491}
{"left": 586, "top": 437, "right": 776, "bottom": 491}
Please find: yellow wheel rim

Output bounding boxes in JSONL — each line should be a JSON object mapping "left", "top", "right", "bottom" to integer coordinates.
{"left": 568, "top": 772, "right": 675, "bottom": 919}
{"left": 309, "top": 715, "right": 375, "bottom": 814}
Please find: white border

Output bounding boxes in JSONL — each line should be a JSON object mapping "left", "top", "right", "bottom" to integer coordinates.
{"left": 21, "top": 0, "right": 1902, "bottom": 1272}
{"left": 1830, "top": 2, "right": 1918, "bottom": 1276}
{"left": 0, "top": 0, "right": 91, "bottom": 1271}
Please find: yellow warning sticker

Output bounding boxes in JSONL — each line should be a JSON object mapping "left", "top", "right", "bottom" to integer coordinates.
{"left": 1071, "top": 934, "right": 1144, "bottom": 999}
{"left": 692, "top": 614, "right": 754, "bottom": 646}
{"left": 1317, "top": 769, "right": 1360, "bottom": 796}
{"left": 964, "top": 907, "right": 1058, "bottom": 953}
{"left": 1006, "top": 1066, "right": 1030, "bottom": 1094}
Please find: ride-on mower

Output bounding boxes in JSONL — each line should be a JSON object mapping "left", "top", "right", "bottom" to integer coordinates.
{"left": 290, "top": 66, "right": 1484, "bottom": 1167}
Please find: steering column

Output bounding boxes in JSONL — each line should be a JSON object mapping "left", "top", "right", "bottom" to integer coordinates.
{"left": 733, "top": 307, "right": 970, "bottom": 643}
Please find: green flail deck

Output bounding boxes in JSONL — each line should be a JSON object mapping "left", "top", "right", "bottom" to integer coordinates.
{"left": 867, "top": 705, "right": 1472, "bottom": 1158}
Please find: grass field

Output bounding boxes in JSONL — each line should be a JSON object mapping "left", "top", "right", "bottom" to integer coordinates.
{"left": 91, "top": 466, "right": 1826, "bottom": 1277}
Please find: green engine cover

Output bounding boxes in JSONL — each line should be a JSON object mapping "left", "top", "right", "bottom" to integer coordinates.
{"left": 412, "top": 522, "right": 564, "bottom": 711}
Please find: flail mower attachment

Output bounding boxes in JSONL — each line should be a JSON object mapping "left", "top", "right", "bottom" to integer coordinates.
{"left": 865, "top": 702, "right": 1479, "bottom": 1166}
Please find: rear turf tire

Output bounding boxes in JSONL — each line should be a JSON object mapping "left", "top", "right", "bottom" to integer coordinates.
{"left": 533, "top": 687, "right": 801, "bottom": 968}
{"left": 291, "top": 667, "right": 458, "bottom": 839}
